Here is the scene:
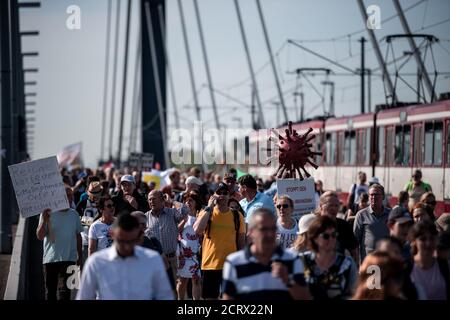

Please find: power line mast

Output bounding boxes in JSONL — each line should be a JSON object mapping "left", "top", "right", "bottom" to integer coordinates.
{"left": 392, "top": 0, "right": 437, "bottom": 102}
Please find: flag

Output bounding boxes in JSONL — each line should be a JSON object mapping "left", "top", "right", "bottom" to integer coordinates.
{"left": 141, "top": 168, "right": 175, "bottom": 190}
{"left": 57, "top": 142, "right": 83, "bottom": 169}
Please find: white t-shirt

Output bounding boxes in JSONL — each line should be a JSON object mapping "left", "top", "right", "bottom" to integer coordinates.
{"left": 276, "top": 218, "right": 299, "bottom": 249}
{"left": 88, "top": 220, "right": 114, "bottom": 251}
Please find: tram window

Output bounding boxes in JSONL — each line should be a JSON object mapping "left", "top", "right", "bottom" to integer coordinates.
{"left": 386, "top": 128, "right": 394, "bottom": 165}
{"left": 325, "top": 132, "right": 336, "bottom": 165}
{"left": 315, "top": 134, "right": 322, "bottom": 165}
{"left": 377, "top": 127, "right": 385, "bottom": 165}
{"left": 365, "top": 128, "right": 371, "bottom": 165}
{"left": 395, "top": 126, "right": 403, "bottom": 165}
{"left": 338, "top": 132, "right": 345, "bottom": 164}
{"left": 435, "top": 122, "right": 443, "bottom": 165}
{"left": 349, "top": 131, "right": 356, "bottom": 165}
{"left": 404, "top": 126, "right": 411, "bottom": 165}
{"left": 413, "top": 126, "right": 422, "bottom": 166}
{"left": 424, "top": 123, "right": 434, "bottom": 165}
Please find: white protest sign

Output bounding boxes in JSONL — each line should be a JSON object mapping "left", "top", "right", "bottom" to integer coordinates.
{"left": 8, "top": 156, "right": 69, "bottom": 218}
{"left": 277, "top": 178, "right": 316, "bottom": 220}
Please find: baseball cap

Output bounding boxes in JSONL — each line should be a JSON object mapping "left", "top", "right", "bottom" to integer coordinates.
{"left": 215, "top": 182, "right": 229, "bottom": 194}
{"left": 120, "top": 174, "right": 136, "bottom": 184}
{"left": 388, "top": 206, "right": 413, "bottom": 224}
{"left": 298, "top": 213, "right": 316, "bottom": 235}
{"left": 185, "top": 176, "right": 203, "bottom": 186}
{"left": 224, "top": 172, "right": 237, "bottom": 181}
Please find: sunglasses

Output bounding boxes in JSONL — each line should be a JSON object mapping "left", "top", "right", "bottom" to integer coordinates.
{"left": 276, "top": 204, "right": 290, "bottom": 209}
{"left": 216, "top": 191, "right": 229, "bottom": 196}
{"left": 319, "top": 231, "right": 338, "bottom": 240}
{"left": 105, "top": 204, "right": 115, "bottom": 209}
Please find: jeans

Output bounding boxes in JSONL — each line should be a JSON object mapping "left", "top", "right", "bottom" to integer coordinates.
{"left": 43, "top": 261, "right": 76, "bottom": 300}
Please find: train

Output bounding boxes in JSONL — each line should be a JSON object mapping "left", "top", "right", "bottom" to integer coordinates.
{"left": 246, "top": 97, "right": 450, "bottom": 216}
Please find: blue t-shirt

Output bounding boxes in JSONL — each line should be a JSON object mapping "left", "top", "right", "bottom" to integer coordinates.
{"left": 39, "top": 208, "right": 83, "bottom": 264}
{"left": 240, "top": 192, "right": 276, "bottom": 223}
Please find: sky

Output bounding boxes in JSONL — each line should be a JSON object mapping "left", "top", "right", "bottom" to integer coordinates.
{"left": 19, "top": 0, "right": 450, "bottom": 168}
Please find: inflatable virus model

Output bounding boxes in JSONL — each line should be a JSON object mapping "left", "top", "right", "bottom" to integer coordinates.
{"left": 268, "top": 121, "right": 322, "bottom": 180}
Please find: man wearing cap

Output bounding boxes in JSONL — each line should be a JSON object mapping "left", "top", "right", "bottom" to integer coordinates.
{"left": 353, "top": 183, "right": 390, "bottom": 262}
{"left": 224, "top": 172, "right": 243, "bottom": 201}
{"left": 112, "top": 174, "right": 149, "bottom": 216}
{"left": 387, "top": 206, "right": 413, "bottom": 265}
{"left": 194, "top": 182, "right": 246, "bottom": 299}
{"left": 404, "top": 169, "right": 432, "bottom": 210}
{"left": 238, "top": 174, "right": 276, "bottom": 223}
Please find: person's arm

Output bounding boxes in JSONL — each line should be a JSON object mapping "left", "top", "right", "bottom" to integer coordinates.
{"left": 353, "top": 213, "right": 364, "bottom": 262}
{"left": 173, "top": 201, "right": 189, "bottom": 223}
{"left": 237, "top": 214, "right": 246, "bottom": 250}
{"left": 193, "top": 209, "right": 211, "bottom": 235}
{"left": 88, "top": 238, "right": 97, "bottom": 256}
{"left": 77, "top": 233, "right": 83, "bottom": 270}
{"left": 76, "top": 258, "right": 97, "bottom": 300}
{"left": 193, "top": 196, "right": 216, "bottom": 235}
{"left": 36, "top": 209, "right": 50, "bottom": 241}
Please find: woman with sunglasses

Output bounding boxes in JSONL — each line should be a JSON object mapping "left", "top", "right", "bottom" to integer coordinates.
{"left": 177, "top": 191, "right": 202, "bottom": 300}
{"left": 275, "top": 195, "right": 298, "bottom": 249}
{"left": 88, "top": 196, "right": 115, "bottom": 256}
{"left": 300, "top": 216, "right": 357, "bottom": 300}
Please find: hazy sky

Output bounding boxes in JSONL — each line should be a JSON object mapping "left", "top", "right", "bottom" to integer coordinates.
{"left": 20, "top": 0, "right": 450, "bottom": 168}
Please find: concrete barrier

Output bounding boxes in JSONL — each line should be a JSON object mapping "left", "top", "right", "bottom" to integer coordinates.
{"left": 4, "top": 216, "right": 28, "bottom": 300}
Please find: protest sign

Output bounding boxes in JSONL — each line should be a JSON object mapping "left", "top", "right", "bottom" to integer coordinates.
{"left": 8, "top": 156, "right": 69, "bottom": 218}
{"left": 277, "top": 178, "right": 316, "bottom": 220}
{"left": 129, "top": 152, "right": 154, "bottom": 171}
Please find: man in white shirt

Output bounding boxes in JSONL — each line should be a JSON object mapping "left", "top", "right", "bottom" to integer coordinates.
{"left": 77, "top": 213, "right": 174, "bottom": 300}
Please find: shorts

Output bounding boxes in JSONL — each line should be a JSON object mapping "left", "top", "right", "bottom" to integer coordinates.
{"left": 201, "top": 269, "right": 223, "bottom": 299}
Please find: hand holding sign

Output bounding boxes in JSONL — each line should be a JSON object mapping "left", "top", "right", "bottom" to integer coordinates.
{"left": 8, "top": 156, "right": 69, "bottom": 218}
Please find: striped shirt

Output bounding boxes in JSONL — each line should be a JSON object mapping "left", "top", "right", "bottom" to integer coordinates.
{"left": 145, "top": 205, "right": 189, "bottom": 255}
{"left": 222, "top": 245, "right": 306, "bottom": 300}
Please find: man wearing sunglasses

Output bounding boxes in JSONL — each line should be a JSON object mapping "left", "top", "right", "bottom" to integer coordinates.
{"left": 194, "top": 183, "right": 246, "bottom": 299}
{"left": 77, "top": 214, "right": 173, "bottom": 300}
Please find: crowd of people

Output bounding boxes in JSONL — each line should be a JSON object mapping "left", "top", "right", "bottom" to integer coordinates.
{"left": 35, "top": 165, "right": 450, "bottom": 300}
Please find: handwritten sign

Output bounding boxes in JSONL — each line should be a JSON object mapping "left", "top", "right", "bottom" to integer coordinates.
{"left": 8, "top": 156, "right": 69, "bottom": 218}
{"left": 277, "top": 178, "right": 316, "bottom": 220}
{"left": 129, "top": 152, "right": 154, "bottom": 171}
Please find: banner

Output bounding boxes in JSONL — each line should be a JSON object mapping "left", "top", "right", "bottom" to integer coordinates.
{"left": 57, "top": 142, "right": 83, "bottom": 169}
{"left": 277, "top": 178, "right": 316, "bottom": 220}
{"left": 8, "top": 156, "right": 69, "bottom": 218}
{"left": 141, "top": 168, "right": 174, "bottom": 190}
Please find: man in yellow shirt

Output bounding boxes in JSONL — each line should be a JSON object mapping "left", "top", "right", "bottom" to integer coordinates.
{"left": 194, "top": 183, "right": 246, "bottom": 299}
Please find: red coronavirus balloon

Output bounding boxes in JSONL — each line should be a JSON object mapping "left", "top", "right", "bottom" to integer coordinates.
{"left": 268, "top": 121, "right": 322, "bottom": 180}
